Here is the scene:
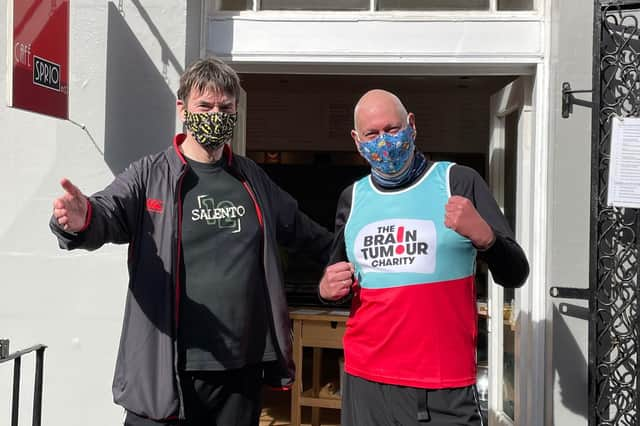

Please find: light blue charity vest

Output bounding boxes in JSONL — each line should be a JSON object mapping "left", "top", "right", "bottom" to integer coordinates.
{"left": 344, "top": 161, "right": 477, "bottom": 289}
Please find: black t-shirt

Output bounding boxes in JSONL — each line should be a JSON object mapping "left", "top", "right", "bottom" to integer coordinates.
{"left": 178, "top": 157, "right": 276, "bottom": 370}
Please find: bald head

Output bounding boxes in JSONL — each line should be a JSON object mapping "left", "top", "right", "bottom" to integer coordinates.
{"left": 353, "top": 90, "right": 408, "bottom": 134}
{"left": 350, "top": 90, "right": 417, "bottom": 176}
{"left": 351, "top": 90, "right": 415, "bottom": 148}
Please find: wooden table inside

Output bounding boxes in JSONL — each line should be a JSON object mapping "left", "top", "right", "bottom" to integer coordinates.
{"left": 290, "top": 307, "right": 349, "bottom": 426}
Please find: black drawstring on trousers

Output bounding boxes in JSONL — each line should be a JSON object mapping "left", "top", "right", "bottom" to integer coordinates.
{"left": 472, "top": 385, "right": 485, "bottom": 426}
{"left": 417, "top": 388, "right": 430, "bottom": 422}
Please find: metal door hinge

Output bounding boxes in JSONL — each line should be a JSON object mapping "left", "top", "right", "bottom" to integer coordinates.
{"left": 0, "top": 339, "right": 9, "bottom": 359}
{"left": 562, "top": 82, "right": 593, "bottom": 118}
{"left": 549, "top": 286, "right": 590, "bottom": 300}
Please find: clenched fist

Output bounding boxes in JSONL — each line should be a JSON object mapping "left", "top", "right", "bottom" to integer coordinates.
{"left": 319, "top": 261, "right": 355, "bottom": 301}
{"left": 444, "top": 195, "right": 494, "bottom": 250}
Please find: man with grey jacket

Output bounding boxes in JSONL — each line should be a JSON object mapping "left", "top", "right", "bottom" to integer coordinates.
{"left": 51, "top": 56, "right": 333, "bottom": 425}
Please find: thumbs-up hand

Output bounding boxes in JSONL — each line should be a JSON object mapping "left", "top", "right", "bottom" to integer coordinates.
{"left": 52, "top": 178, "right": 89, "bottom": 232}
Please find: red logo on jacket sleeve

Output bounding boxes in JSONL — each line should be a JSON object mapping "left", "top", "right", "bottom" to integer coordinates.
{"left": 146, "top": 198, "right": 164, "bottom": 213}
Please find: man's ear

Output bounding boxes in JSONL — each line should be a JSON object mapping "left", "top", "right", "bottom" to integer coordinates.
{"left": 176, "top": 99, "right": 186, "bottom": 123}
{"left": 351, "top": 129, "right": 360, "bottom": 148}
{"left": 407, "top": 112, "right": 417, "bottom": 139}
{"left": 408, "top": 112, "right": 416, "bottom": 131}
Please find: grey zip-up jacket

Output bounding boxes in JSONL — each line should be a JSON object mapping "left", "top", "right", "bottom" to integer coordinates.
{"left": 50, "top": 134, "right": 333, "bottom": 420}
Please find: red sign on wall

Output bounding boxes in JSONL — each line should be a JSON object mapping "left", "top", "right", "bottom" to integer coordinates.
{"left": 12, "top": 0, "right": 69, "bottom": 119}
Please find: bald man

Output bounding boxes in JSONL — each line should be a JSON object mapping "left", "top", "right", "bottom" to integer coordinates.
{"left": 319, "top": 90, "right": 529, "bottom": 425}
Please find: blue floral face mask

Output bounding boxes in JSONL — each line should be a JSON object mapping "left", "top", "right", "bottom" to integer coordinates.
{"left": 356, "top": 123, "right": 416, "bottom": 175}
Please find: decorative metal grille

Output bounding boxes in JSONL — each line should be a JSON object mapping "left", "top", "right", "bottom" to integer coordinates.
{"left": 592, "top": 2, "right": 640, "bottom": 424}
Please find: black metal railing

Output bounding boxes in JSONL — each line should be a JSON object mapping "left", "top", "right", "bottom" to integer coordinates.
{"left": 592, "top": 2, "right": 640, "bottom": 424}
{"left": 0, "top": 340, "right": 47, "bottom": 426}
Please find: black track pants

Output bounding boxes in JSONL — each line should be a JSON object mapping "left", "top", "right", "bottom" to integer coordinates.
{"left": 124, "top": 365, "right": 263, "bottom": 426}
{"left": 341, "top": 373, "right": 483, "bottom": 426}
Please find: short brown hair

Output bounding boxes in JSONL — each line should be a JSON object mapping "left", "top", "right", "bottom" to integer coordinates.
{"left": 177, "top": 57, "right": 241, "bottom": 104}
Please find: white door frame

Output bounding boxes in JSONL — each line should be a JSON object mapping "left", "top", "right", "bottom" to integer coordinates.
{"left": 488, "top": 72, "right": 544, "bottom": 426}
{"left": 488, "top": 77, "right": 526, "bottom": 426}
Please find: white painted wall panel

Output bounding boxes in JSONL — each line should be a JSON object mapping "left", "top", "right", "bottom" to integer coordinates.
{"left": 208, "top": 15, "right": 543, "bottom": 63}
{"left": 545, "top": 0, "right": 593, "bottom": 425}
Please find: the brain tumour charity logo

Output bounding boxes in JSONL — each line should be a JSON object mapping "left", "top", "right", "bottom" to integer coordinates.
{"left": 361, "top": 224, "right": 429, "bottom": 268}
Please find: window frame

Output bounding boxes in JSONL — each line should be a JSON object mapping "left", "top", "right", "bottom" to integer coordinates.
{"left": 210, "top": 0, "right": 539, "bottom": 13}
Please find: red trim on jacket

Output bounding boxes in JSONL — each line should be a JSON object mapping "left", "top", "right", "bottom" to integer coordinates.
{"left": 78, "top": 199, "right": 92, "bottom": 232}
{"left": 242, "top": 182, "right": 264, "bottom": 228}
{"left": 174, "top": 173, "right": 186, "bottom": 325}
{"left": 172, "top": 134, "right": 188, "bottom": 165}
{"left": 223, "top": 144, "right": 234, "bottom": 168}
{"left": 172, "top": 134, "right": 187, "bottom": 325}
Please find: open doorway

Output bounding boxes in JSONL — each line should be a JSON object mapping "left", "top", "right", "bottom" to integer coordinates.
{"left": 240, "top": 73, "right": 515, "bottom": 303}
{"left": 240, "top": 73, "right": 522, "bottom": 426}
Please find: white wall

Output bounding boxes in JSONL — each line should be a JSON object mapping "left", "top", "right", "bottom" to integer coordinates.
{"left": 207, "top": 11, "right": 543, "bottom": 65}
{"left": 0, "top": 1, "right": 200, "bottom": 425}
{"left": 545, "top": 0, "right": 594, "bottom": 425}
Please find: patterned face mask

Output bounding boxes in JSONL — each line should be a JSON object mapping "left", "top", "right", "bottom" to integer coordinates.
{"left": 183, "top": 110, "right": 237, "bottom": 150}
{"left": 356, "top": 124, "right": 416, "bottom": 175}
